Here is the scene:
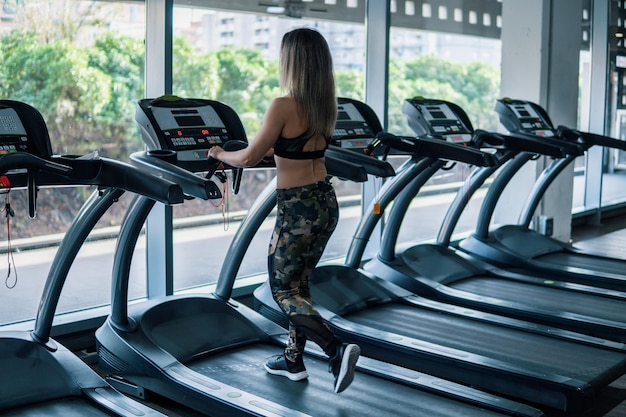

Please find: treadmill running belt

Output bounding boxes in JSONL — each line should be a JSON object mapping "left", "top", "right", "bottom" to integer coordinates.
{"left": 536, "top": 252, "right": 626, "bottom": 276}
{"left": 186, "top": 343, "right": 509, "bottom": 417}
{"left": 453, "top": 277, "right": 626, "bottom": 321}
{"left": 344, "top": 303, "right": 624, "bottom": 383}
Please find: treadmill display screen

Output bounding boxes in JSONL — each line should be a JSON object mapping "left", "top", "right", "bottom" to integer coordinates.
{"left": 174, "top": 115, "right": 205, "bottom": 127}
{"left": 500, "top": 101, "right": 554, "bottom": 137}
{"left": 0, "top": 107, "right": 30, "bottom": 154}
{"left": 332, "top": 102, "right": 376, "bottom": 150}
{"left": 150, "top": 105, "right": 232, "bottom": 152}
{"left": 404, "top": 100, "right": 472, "bottom": 143}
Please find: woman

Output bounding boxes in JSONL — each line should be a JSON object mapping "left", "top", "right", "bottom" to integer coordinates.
{"left": 207, "top": 27, "right": 360, "bottom": 394}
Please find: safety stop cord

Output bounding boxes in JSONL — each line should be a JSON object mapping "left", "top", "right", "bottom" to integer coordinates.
{"left": 0, "top": 178, "right": 17, "bottom": 289}
{"left": 209, "top": 169, "right": 230, "bottom": 231}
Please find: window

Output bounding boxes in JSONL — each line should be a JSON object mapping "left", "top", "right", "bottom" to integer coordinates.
{"left": 388, "top": 26, "right": 501, "bottom": 244}
{"left": 0, "top": 1, "right": 146, "bottom": 324}
{"left": 171, "top": 7, "right": 366, "bottom": 291}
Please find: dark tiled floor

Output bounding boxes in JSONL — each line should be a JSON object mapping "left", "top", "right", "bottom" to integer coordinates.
{"left": 572, "top": 215, "right": 626, "bottom": 261}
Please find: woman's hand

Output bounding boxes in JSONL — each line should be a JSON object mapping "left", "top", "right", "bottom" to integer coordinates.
{"left": 207, "top": 146, "right": 223, "bottom": 161}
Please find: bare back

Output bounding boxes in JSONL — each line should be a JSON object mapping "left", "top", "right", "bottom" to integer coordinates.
{"left": 206, "top": 96, "right": 329, "bottom": 189}
{"left": 274, "top": 97, "right": 328, "bottom": 189}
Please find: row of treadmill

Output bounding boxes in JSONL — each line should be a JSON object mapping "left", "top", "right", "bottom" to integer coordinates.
{"left": 0, "top": 94, "right": 626, "bottom": 416}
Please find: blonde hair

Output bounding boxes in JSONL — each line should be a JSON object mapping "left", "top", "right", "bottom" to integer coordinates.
{"left": 280, "top": 28, "right": 337, "bottom": 138}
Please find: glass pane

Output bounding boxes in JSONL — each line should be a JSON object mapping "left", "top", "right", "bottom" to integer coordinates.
{"left": 578, "top": 0, "right": 626, "bottom": 213}
{"left": 0, "top": 1, "right": 146, "bottom": 324}
{"left": 388, "top": 26, "right": 501, "bottom": 244}
{"left": 604, "top": 99, "right": 626, "bottom": 205}
{"left": 603, "top": 2, "right": 626, "bottom": 207}
{"left": 396, "top": 163, "right": 486, "bottom": 245}
{"left": 171, "top": 7, "right": 366, "bottom": 290}
{"left": 573, "top": 47, "right": 590, "bottom": 212}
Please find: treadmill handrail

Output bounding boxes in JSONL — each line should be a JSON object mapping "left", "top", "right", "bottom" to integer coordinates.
{"left": 470, "top": 130, "right": 506, "bottom": 147}
{"left": 557, "top": 125, "right": 626, "bottom": 150}
{"left": 325, "top": 145, "right": 395, "bottom": 178}
{"left": 0, "top": 152, "right": 73, "bottom": 176}
{"left": 0, "top": 154, "right": 184, "bottom": 206}
{"left": 377, "top": 127, "right": 566, "bottom": 260}
{"left": 493, "top": 132, "right": 567, "bottom": 157}
{"left": 33, "top": 156, "right": 188, "bottom": 343}
{"left": 375, "top": 132, "right": 499, "bottom": 167}
{"left": 517, "top": 126, "right": 626, "bottom": 228}
{"left": 95, "top": 157, "right": 184, "bottom": 205}
{"left": 325, "top": 153, "right": 369, "bottom": 182}
{"left": 130, "top": 151, "right": 221, "bottom": 200}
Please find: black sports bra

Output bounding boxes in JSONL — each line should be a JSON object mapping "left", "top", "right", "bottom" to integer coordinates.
{"left": 274, "top": 131, "right": 330, "bottom": 160}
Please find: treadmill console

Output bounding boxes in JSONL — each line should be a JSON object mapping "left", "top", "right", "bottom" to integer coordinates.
{"left": 136, "top": 97, "right": 247, "bottom": 172}
{"left": 332, "top": 97, "right": 382, "bottom": 151}
{"left": 0, "top": 107, "right": 30, "bottom": 155}
{"left": 0, "top": 101, "right": 53, "bottom": 159}
{"left": 402, "top": 97, "right": 473, "bottom": 143}
{"left": 495, "top": 98, "right": 555, "bottom": 137}
{"left": 0, "top": 101, "right": 76, "bottom": 217}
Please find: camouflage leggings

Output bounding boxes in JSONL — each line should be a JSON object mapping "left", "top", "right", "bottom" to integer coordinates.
{"left": 268, "top": 179, "right": 341, "bottom": 360}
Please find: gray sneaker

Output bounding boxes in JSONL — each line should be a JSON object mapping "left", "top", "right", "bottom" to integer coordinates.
{"left": 264, "top": 354, "right": 309, "bottom": 381}
{"left": 329, "top": 343, "right": 360, "bottom": 393}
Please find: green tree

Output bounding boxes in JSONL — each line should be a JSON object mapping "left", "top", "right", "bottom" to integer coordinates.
{"left": 0, "top": 30, "right": 116, "bottom": 235}
{"left": 336, "top": 70, "right": 365, "bottom": 101}
{"left": 0, "top": 3, "right": 503, "bottom": 235}
{"left": 88, "top": 32, "right": 146, "bottom": 158}
{"left": 0, "top": 2, "right": 145, "bottom": 236}
{"left": 398, "top": 54, "right": 500, "bottom": 132}
{"left": 10, "top": 0, "right": 109, "bottom": 43}
{"left": 0, "top": 30, "right": 111, "bottom": 156}
{"left": 173, "top": 36, "right": 221, "bottom": 100}
{"left": 173, "top": 42, "right": 281, "bottom": 138}
{"left": 212, "top": 47, "right": 278, "bottom": 135}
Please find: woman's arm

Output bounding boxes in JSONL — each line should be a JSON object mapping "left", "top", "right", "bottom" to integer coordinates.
{"left": 207, "top": 98, "right": 289, "bottom": 167}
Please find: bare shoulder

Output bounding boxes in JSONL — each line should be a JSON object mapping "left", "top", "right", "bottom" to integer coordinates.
{"left": 265, "top": 97, "right": 299, "bottom": 129}
{"left": 269, "top": 96, "right": 297, "bottom": 113}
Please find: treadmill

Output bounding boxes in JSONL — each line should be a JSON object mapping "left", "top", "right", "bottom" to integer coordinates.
{"left": 0, "top": 100, "right": 178, "bottom": 416}
{"left": 95, "top": 96, "right": 542, "bottom": 417}
{"left": 458, "top": 98, "right": 626, "bottom": 291}
{"left": 253, "top": 98, "right": 626, "bottom": 413}
{"left": 363, "top": 97, "right": 626, "bottom": 343}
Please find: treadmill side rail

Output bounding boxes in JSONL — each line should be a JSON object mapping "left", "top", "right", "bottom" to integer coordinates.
{"left": 164, "top": 363, "right": 312, "bottom": 417}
